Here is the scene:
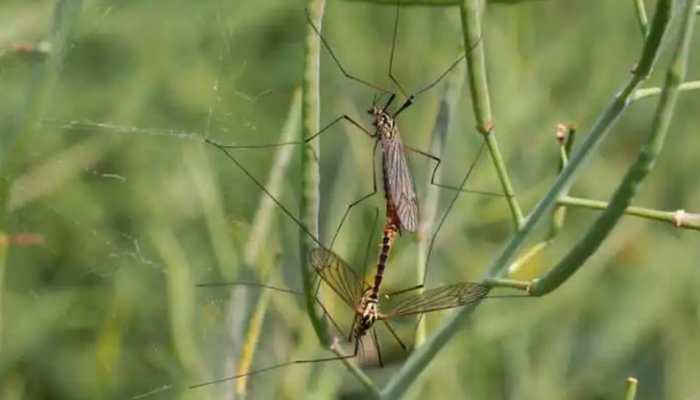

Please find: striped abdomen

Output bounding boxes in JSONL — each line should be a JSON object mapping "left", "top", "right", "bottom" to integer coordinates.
{"left": 371, "top": 211, "right": 399, "bottom": 298}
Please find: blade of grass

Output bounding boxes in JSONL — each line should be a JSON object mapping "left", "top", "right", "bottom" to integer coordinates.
{"left": 227, "top": 89, "right": 301, "bottom": 397}
{"left": 149, "top": 226, "right": 210, "bottom": 395}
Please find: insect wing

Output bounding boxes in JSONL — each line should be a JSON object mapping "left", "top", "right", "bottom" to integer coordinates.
{"left": 382, "top": 137, "right": 419, "bottom": 232}
{"left": 309, "top": 248, "right": 368, "bottom": 309}
{"left": 380, "top": 282, "right": 489, "bottom": 319}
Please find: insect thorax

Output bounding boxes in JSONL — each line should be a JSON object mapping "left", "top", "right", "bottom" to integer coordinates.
{"left": 371, "top": 109, "right": 396, "bottom": 139}
{"left": 355, "top": 291, "right": 379, "bottom": 337}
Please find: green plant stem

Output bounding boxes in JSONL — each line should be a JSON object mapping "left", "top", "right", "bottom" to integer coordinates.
{"left": 235, "top": 269, "right": 274, "bottom": 398}
{"left": 631, "top": 80, "right": 700, "bottom": 101}
{"left": 302, "top": 1, "right": 377, "bottom": 394}
{"left": 625, "top": 377, "right": 639, "bottom": 400}
{"left": 558, "top": 196, "right": 700, "bottom": 231}
{"left": 633, "top": 0, "right": 650, "bottom": 36}
{"left": 380, "top": 1, "right": 673, "bottom": 397}
{"left": 301, "top": 0, "right": 329, "bottom": 346}
{"left": 530, "top": 0, "right": 697, "bottom": 296}
{"left": 509, "top": 126, "right": 575, "bottom": 277}
{"left": 486, "top": 0, "right": 671, "bottom": 280}
{"left": 484, "top": 277, "right": 531, "bottom": 291}
{"left": 458, "top": 0, "right": 524, "bottom": 229}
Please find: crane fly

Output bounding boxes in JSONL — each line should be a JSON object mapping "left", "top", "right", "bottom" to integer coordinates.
{"left": 190, "top": 246, "right": 503, "bottom": 390}
{"left": 214, "top": 3, "right": 503, "bottom": 240}
{"left": 192, "top": 110, "right": 522, "bottom": 391}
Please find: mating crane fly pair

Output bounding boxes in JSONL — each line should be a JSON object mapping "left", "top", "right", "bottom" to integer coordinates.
{"left": 192, "top": 2, "right": 513, "bottom": 391}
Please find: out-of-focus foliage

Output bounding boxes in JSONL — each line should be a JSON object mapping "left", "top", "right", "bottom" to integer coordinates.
{"left": 0, "top": 1, "right": 698, "bottom": 399}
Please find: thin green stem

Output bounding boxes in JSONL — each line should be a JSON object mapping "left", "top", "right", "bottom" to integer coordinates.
{"left": 510, "top": 125, "right": 575, "bottom": 277}
{"left": 631, "top": 80, "right": 700, "bottom": 101}
{"left": 458, "top": 0, "right": 524, "bottom": 229}
{"left": 380, "top": 1, "right": 673, "bottom": 397}
{"left": 633, "top": 0, "right": 650, "bottom": 36}
{"left": 530, "top": 0, "right": 697, "bottom": 296}
{"left": 625, "top": 377, "right": 639, "bottom": 400}
{"left": 484, "top": 277, "right": 530, "bottom": 291}
{"left": 301, "top": 0, "right": 329, "bottom": 346}
{"left": 558, "top": 196, "right": 700, "bottom": 231}
{"left": 302, "top": 1, "right": 378, "bottom": 394}
{"left": 235, "top": 271, "right": 274, "bottom": 397}
{"left": 487, "top": 0, "right": 672, "bottom": 280}
{"left": 506, "top": 241, "right": 551, "bottom": 277}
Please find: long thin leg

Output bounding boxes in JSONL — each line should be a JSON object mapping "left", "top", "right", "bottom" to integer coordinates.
{"left": 305, "top": 9, "right": 389, "bottom": 94}
{"left": 216, "top": 114, "right": 374, "bottom": 150}
{"left": 347, "top": 314, "right": 358, "bottom": 343}
{"left": 387, "top": 0, "right": 408, "bottom": 98}
{"left": 372, "top": 327, "right": 384, "bottom": 368}
{"left": 412, "top": 36, "right": 483, "bottom": 97}
{"left": 196, "top": 281, "right": 347, "bottom": 340}
{"left": 381, "top": 320, "right": 408, "bottom": 351}
{"left": 189, "top": 344, "right": 358, "bottom": 389}
{"left": 206, "top": 139, "right": 324, "bottom": 248}
{"left": 305, "top": 114, "right": 375, "bottom": 143}
{"left": 412, "top": 54, "right": 465, "bottom": 97}
{"left": 329, "top": 140, "right": 381, "bottom": 250}
{"left": 422, "top": 138, "right": 495, "bottom": 286}
{"left": 403, "top": 142, "right": 508, "bottom": 198}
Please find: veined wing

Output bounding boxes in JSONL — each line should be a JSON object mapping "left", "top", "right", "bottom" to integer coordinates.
{"left": 308, "top": 247, "right": 369, "bottom": 310}
{"left": 382, "top": 136, "right": 419, "bottom": 232}
{"left": 379, "top": 282, "right": 489, "bottom": 319}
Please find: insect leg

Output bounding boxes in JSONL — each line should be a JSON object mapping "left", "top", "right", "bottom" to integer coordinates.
{"left": 403, "top": 142, "right": 505, "bottom": 198}
{"left": 329, "top": 140, "right": 381, "bottom": 249}
{"left": 305, "top": 9, "right": 389, "bottom": 93}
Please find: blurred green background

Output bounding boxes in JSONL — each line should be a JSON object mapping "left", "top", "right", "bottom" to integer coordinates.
{"left": 1, "top": 1, "right": 699, "bottom": 399}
